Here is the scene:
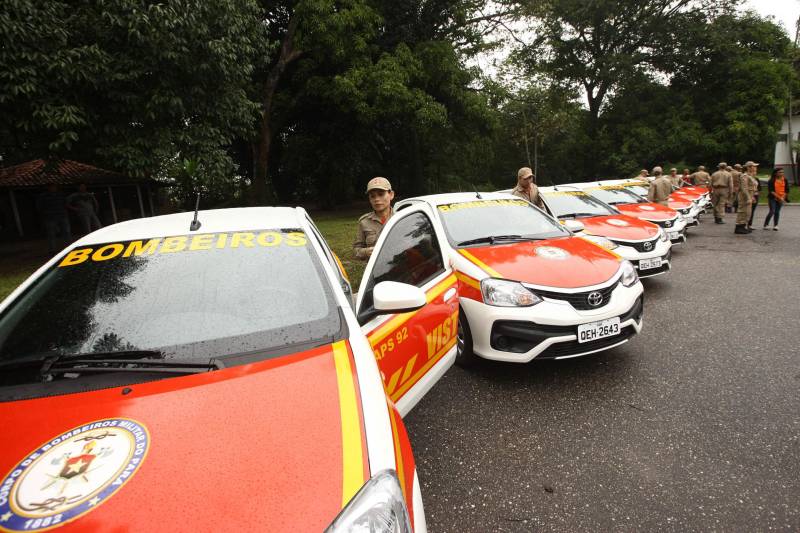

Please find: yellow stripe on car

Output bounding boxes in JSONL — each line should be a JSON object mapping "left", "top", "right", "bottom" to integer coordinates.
{"left": 332, "top": 341, "right": 365, "bottom": 508}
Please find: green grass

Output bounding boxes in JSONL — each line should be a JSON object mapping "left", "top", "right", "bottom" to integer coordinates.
{"left": 0, "top": 209, "right": 371, "bottom": 302}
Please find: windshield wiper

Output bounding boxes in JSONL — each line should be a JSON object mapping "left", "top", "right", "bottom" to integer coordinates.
{"left": 457, "top": 235, "right": 546, "bottom": 246}
{"left": 0, "top": 350, "right": 221, "bottom": 381}
{"left": 560, "top": 212, "right": 598, "bottom": 218}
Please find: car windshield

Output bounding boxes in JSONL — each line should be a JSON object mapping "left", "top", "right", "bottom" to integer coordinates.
{"left": 585, "top": 187, "right": 646, "bottom": 205}
{"left": 0, "top": 229, "right": 343, "bottom": 395}
{"left": 540, "top": 190, "right": 615, "bottom": 218}
{"left": 436, "top": 198, "right": 568, "bottom": 246}
{"left": 623, "top": 184, "right": 650, "bottom": 198}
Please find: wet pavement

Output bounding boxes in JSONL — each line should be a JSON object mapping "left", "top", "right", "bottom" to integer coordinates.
{"left": 406, "top": 207, "right": 800, "bottom": 532}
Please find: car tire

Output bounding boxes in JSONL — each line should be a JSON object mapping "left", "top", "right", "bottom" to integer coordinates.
{"left": 456, "top": 308, "right": 479, "bottom": 367}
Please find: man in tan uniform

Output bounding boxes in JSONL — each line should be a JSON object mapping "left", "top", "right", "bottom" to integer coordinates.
{"left": 726, "top": 164, "right": 739, "bottom": 212}
{"left": 668, "top": 168, "right": 681, "bottom": 187}
{"left": 353, "top": 177, "right": 395, "bottom": 260}
{"left": 511, "top": 167, "right": 545, "bottom": 208}
{"left": 710, "top": 162, "right": 731, "bottom": 223}
{"left": 647, "top": 166, "right": 672, "bottom": 206}
{"left": 691, "top": 165, "right": 711, "bottom": 188}
{"left": 734, "top": 162, "right": 757, "bottom": 234}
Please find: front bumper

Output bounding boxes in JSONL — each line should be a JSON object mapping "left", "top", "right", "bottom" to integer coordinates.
{"left": 461, "top": 280, "right": 644, "bottom": 363}
{"left": 613, "top": 239, "right": 672, "bottom": 278}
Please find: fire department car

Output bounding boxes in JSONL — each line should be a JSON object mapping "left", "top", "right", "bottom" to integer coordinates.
{"left": 569, "top": 182, "right": 689, "bottom": 244}
{"left": 537, "top": 186, "right": 672, "bottom": 277}
{"left": 607, "top": 179, "right": 705, "bottom": 223}
{"left": 386, "top": 193, "right": 644, "bottom": 366}
{"left": 0, "top": 207, "right": 453, "bottom": 532}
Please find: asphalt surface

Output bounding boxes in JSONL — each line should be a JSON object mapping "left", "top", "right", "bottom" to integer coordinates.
{"left": 405, "top": 206, "right": 800, "bottom": 532}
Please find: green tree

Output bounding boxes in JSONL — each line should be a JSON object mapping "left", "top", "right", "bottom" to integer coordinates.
{"left": 0, "top": 0, "right": 263, "bottom": 189}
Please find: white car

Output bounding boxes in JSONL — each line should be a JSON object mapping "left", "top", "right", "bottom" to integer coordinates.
{"left": 382, "top": 193, "right": 644, "bottom": 365}
{"left": 0, "top": 207, "right": 451, "bottom": 532}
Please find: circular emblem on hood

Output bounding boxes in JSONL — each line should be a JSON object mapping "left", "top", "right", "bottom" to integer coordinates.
{"left": 587, "top": 291, "right": 603, "bottom": 307}
{"left": 643, "top": 241, "right": 653, "bottom": 251}
{"left": 639, "top": 205, "right": 656, "bottom": 211}
{"left": 535, "top": 246, "right": 570, "bottom": 260}
{"left": 664, "top": 220, "right": 673, "bottom": 227}
{"left": 606, "top": 218, "right": 629, "bottom": 227}
{"left": 0, "top": 418, "right": 149, "bottom": 531}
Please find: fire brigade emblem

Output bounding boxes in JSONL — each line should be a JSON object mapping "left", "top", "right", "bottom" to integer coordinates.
{"left": 534, "top": 246, "right": 569, "bottom": 260}
{"left": 0, "top": 419, "right": 149, "bottom": 532}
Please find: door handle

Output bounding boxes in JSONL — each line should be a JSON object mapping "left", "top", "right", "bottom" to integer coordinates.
{"left": 443, "top": 287, "right": 457, "bottom": 302}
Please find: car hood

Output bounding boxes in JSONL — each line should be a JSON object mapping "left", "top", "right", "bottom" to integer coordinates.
{"left": 615, "top": 202, "right": 677, "bottom": 220}
{"left": 460, "top": 237, "right": 621, "bottom": 289}
{"left": 667, "top": 196, "right": 692, "bottom": 208}
{"left": 578, "top": 215, "right": 659, "bottom": 240}
{"left": 0, "top": 342, "right": 364, "bottom": 532}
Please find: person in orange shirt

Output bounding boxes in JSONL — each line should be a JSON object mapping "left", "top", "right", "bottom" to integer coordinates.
{"left": 763, "top": 168, "right": 790, "bottom": 231}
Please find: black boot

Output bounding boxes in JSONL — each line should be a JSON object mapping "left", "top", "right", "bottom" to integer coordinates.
{"left": 734, "top": 224, "right": 748, "bottom": 234}
{"left": 715, "top": 217, "right": 725, "bottom": 224}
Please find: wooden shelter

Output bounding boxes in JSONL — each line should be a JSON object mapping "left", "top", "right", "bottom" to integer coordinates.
{"left": 0, "top": 159, "right": 159, "bottom": 240}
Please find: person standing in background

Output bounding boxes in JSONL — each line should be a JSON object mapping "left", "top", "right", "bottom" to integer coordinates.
{"left": 763, "top": 167, "right": 790, "bottom": 231}
{"left": 691, "top": 165, "right": 711, "bottom": 189}
{"left": 710, "top": 162, "right": 731, "bottom": 224}
{"left": 67, "top": 183, "right": 102, "bottom": 234}
{"left": 746, "top": 167, "right": 761, "bottom": 230}
{"left": 734, "top": 162, "right": 756, "bottom": 234}
{"left": 353, "top": 177, "right": 395, "bottom": 260}
{"left": 647, "top": 167, "right": 672, "bottom": 206}
{"left": 511, "top": 167, "right": 545, "bottom": 209}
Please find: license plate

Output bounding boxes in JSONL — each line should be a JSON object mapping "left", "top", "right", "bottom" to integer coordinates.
{"left": 577, "top": 317, "right": 621, "bottom": 343}
{"left": 639, "top": 257, "right": 662, "bottom": 270}
{"left": 668, "top": 231, "right": 679, "bottom": 240}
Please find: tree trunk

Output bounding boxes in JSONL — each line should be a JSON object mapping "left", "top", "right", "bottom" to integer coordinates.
{"left": 252, "top": 14, "right": 302, "bottom": 204}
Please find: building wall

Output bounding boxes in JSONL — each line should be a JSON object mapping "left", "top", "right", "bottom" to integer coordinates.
{"left": 773, "top": 115, "right": 800, "bottom": 167}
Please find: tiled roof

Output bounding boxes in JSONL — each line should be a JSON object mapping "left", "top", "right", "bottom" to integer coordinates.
{"left": 0, "top": 159, "right": 153, "bottom": 188}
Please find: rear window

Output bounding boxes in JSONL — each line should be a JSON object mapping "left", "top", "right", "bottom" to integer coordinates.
{"left": 0, "top": 229, "right": 343, "bottom": 395}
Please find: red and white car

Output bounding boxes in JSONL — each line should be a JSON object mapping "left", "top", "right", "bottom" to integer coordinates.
{"left": 537, "top": 186, "right": 672, "bottom": 277}
{"left": 388, "top": 193, "right": 644, "bottom": 365}
{"left": 0, "top": 207, "right": 453, "bottom": 532}
{"left": 569, "top": 182, "right": 689, "bottom": 244}
{"left": 609, "top": 179, "right": 704, "bottom": 224}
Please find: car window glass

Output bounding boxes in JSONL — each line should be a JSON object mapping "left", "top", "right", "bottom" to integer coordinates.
{"left": 436, "top": 199, "right": 568, "bottom": 246}
{"left": 588, "top": 187, "right": 645, "bottom": 205}
{"left": 361, "top": 212, "right": 444, "bottom": 313}
{"left": 542, "top": 191, "right": 615, "bottom": 218}
{"left": 0, "top": 230, "right": 343, "bottom": 389}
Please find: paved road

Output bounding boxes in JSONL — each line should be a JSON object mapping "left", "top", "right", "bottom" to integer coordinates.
{"left": 406, "top": 206, "right": 800, "bottom": 532}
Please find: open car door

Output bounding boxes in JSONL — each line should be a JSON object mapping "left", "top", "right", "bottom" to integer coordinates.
{"left": 355, "top": 203, "right": 459, "bottom": 417}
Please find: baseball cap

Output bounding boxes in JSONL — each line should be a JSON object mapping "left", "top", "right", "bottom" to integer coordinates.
{"left": 744, "top": 161, "right": 759, "bottom": 168}
{"left": 517, "top": 167, "right": 534, "bottom": 180}
{"left": 366, "top": 177, "right": 392, "bottom": 193}
{"left": 718, "top": 162, "right": 727, "bottom": 168}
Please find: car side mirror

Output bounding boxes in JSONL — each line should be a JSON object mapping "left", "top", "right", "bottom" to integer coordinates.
{"left": 563, "top": 219, "right": 585, "bottom": 233}
{"left": 373, "top": 281, "right": 426, "bottom": 314}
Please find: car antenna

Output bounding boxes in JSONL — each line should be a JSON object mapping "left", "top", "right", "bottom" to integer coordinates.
{"left": 189, "top": 193, "right": 202, "bottom": 231}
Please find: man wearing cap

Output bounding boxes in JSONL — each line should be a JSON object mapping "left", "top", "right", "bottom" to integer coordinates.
{"left": 511, "top": 167, "right": 545, "bottom": 209}
{"left": 735, "top": 162, "right": 758, "bottom": 234}
{"left": 638, "top": 169, "right": 650, "bottom": 181}
{"left": 727, "top": 164, "right": 739, "bottom": 212}
{"left": 647, "top": 166, "right": 672, "bottom": 206}
{"left": 353, "top": 177, "right": 395, "bottom": 260}
{"left": 710, "top": 162, "right": 731, "bottom": 223}
{"left": 691, "top": 165, "right": 711, "bottom": 188}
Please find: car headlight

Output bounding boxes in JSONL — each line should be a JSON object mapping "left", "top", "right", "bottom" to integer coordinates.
{"left": 620, "top": 260, "right": 639, "bottom": 287}
{"left": 481, "top": 278, "right": 542, "bottom": 307}
{"left": 325, "top": 470, "right": 412, "bottom": 533}
{"left": 581, "top": 234, "right": 619, "bottom": 250}
{"left": 659, "top": 229, "right": 668, "bottom": 242}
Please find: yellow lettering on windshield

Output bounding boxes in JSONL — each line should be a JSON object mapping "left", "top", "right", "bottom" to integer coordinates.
{"left": 123, "top": 238, "right": 161, "bottom": 257}
{"left": 438, "top": 199, "right": 528, "bottom": 212}
{"left": 92, "top": 243, "right": 124, "bottom": 262}
{"left": 189, "top": 234, "right": 214, "bottom": 251}
{"left": 57, "top": 230, "right": 308, "bottom": 267}
{"left": 59, "top": 248, "right": 93, "bottom": 267}
{"left": 161, "top": 236, "right": 187, "bottom": 253}
{"left": 544, "top": 191, "right": 585, "bottom": 196}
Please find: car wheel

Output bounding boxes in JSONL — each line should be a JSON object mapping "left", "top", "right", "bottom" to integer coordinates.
{"left": 456, "top": 308, "right": 479, "bottom": 367}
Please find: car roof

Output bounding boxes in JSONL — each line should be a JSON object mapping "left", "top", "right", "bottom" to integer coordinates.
{"left": 539, "top": 185, "right": 583, "bottom": 193}
{"left": 398, "top": 191, "right": 521, "bottom": 207}
{"left": 74, "top": 207, "right": 307, "bottom": 246}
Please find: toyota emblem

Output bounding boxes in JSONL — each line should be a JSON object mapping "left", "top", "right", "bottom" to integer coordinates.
{"left": 643, "top": 241, "right": 653, "bottom": 251}
{"left": 587, "top": 291, "right": 603, "bottom": 307}
{"left": 664, "top": 220, "right": 672, "bottom": 227}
